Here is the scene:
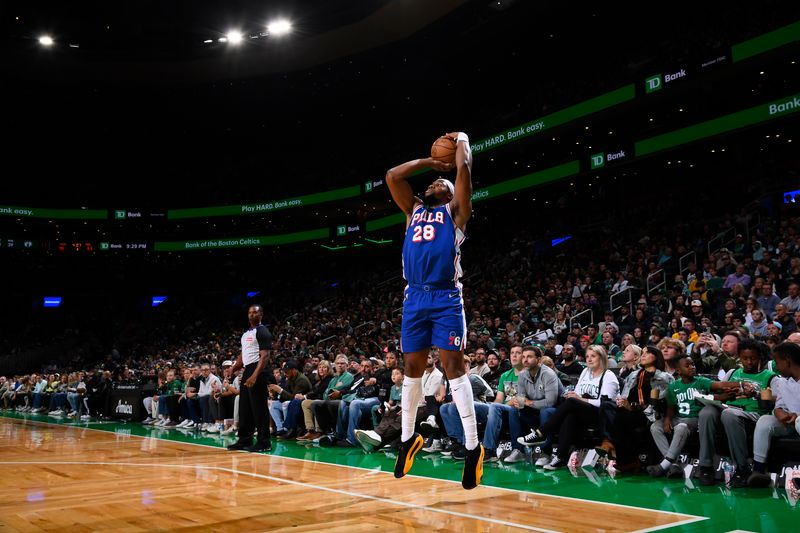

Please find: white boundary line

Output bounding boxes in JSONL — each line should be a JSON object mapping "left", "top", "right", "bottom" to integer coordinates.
{"left": 629, "top": 520, "right": 711, "bottom": 533}
{"left": 0, "top": 460, "right": 559, "bottom": 533}
{"left": 2, "top": 416, "right": 708, "bottom": 531}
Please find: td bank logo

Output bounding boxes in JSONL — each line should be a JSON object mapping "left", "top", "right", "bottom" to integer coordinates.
{"left": 100, "top": 242, "right": 109, "bottom": 250}
{"left": 336, "top": 225, "right": 346, "bottom": 236}
{"left": 590, "top": 153, "right": 605, "bottom": 169}
{"left": 364, "top": 181, "right": 373, "bottom": 193}
{"left": 115, "top": 210, "right": 126, "bottom": 219}
{"left": 645, "top": 74, "right": 662, "bottom": 93}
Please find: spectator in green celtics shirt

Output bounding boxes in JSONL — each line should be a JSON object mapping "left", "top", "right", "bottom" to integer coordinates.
{"left": 161, "top": 369, "right": 185, "bottom": 427}
{"left": 748, "top": 342, "right": 800, "bottom": 487}
{"left": 648, "top": 356, "right": 738, "bottom": 478}
{"left": 697, "top": 338, "right": 778, "bottom": 488}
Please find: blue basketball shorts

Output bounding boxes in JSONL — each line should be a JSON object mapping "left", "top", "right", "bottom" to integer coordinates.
{"left": 400, "top": 285, "right": 467, "bottom": 353}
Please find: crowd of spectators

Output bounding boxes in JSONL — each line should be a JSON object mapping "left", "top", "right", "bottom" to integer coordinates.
{"left": 3, "top": 196, "right": 800, "bottom": 493}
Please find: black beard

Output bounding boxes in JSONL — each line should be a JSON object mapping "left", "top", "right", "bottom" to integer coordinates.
{"left": 423, "top": 192, "right": 441, "bottom": 206}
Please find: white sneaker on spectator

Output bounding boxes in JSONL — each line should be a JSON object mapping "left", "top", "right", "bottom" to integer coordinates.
{"left": 206, "top": 425, "right": 219, "bottom": 433}
{"left": 142, "top": 417, "right": 154, "bottom": 424}
{"left": 176, "top": 419, "right": 188, "bottom": 427}
{"left": 49, "top": 410, "right": 63, "bottom": 416}
{"left": 422, "top": 438, "right": 443, "bottom": 453}
{"left": 543, "top": 456, "right": 564, "bottom": 470}
{"left": 354, "top": 430, "right": 382, "bottom": 452}
{"left": 67, "top": 411, "right": 77, "bottom": 417}
{"left": 221, "top": 426, "right": 237, "bottom": 436}
{"left": 184, "top": 421, "right": 195, "bottom": 429}
{"left": 504, "top": 449, "right": 526, "bottom": 463}
{"left": 535, "top": 454, "right": 552, "bottom": 467}
{"left": 421, "top": 415, "right": 439, "bottom": 430}
{"left": 80, "top": 415, "right": 91, "bottom": 421}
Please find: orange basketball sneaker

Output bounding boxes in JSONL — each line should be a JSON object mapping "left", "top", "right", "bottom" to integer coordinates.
{"left": 462, "top": 443, "right": 485, "bottom": 490}
{"left": 394, "top": 432, "right": 424, "bottom": 479}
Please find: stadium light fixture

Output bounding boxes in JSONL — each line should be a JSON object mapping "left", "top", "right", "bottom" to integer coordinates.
{"left": 39, "top": 35, "right": 54, "bottom": 46}
{"left": 267, "top": 20, "right": 292, "bottom": 36}
{"left": 226, "top": 31, "right": 243, "bottom": 45}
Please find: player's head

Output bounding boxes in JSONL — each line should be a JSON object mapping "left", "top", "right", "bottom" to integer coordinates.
{"left": 423, "top": 178, "right": 454, "bottom": 206}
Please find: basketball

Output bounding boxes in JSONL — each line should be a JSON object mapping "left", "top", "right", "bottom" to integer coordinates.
{"left": 431, "top": 136, "right": 457, "bottom": 164}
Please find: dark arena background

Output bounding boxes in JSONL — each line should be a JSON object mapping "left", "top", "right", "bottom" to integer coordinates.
{"left": 2, "top": 1, "right": 800, "bottom": 531}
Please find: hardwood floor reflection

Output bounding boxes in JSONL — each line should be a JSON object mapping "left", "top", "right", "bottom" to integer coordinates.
{"left": 0, "top": 420, "right": 702, "bottom": 532}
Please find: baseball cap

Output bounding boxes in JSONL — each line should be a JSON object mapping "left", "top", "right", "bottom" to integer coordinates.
{"left": 771, "top": 321, "right": 783, "bottom": 330}
{"left": 221, "top": 360, "right": 233, "bottom": 367}
{"left": 691, "top": 300, "right": 703, "bottom": 307}
{"left": 284, "top": 359, "right": 300, "bottom": 370}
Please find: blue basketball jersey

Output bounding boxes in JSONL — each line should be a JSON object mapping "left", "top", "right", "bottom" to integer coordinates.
{"left": 402, "top": 203, "right": 465, "bottom": 287}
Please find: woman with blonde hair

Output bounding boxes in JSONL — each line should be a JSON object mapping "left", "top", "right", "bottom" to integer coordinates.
{"left": 618, "top": 344, "right": 642, "bottom": 380}
{"left": 518, "top": 345, "right": 619, "bottom": 469}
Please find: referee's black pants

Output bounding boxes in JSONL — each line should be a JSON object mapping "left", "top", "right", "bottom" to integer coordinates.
{"left": 236, "top": 363, "right": 273, "bottom": 447}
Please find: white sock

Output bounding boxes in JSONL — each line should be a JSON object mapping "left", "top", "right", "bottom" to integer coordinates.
{"left": 660, "top": 458, "right": 673, "bottom": 470}
{"left": 401, "top": 376, "right": 422, "bottom": 442}
{"left": 449, "top": 374, "right": 478, "bottom": 450}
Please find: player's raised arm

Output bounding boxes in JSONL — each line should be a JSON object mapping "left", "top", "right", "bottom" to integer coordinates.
{"left": 446, "top": 131, "right": 473, "bottom": 228}
{"left": 386, "top": 157, "right": 454, "bottom": 217}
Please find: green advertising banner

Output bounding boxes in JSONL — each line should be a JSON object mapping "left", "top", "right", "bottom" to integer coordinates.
{"left": 167, "top": 186, "right": 361, "bottom": 219}
{"left": 154, "top": 228, "right": 329, "bottom": 251}
{"left": 732, "top": 20, "right": 800, "bottom": 63}
{"left": 366, "top": 161, "right": 580, "bottom": 232}
{"left": 0, "top": 206, "right": 107, "bottom": 219}
{"left": 635, "top": 92, "right": 800, "bottom": 156}
{"left": 470, "top": 86, "right": 635, "bottom": 155}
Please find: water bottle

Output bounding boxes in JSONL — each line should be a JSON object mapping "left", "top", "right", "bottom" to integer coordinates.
{"left": 723, "top": 461, "right": 734, "bottom": 487}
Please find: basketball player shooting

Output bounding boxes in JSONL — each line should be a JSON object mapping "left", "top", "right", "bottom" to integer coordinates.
{"left": 385, "top": 131, "right": 484, "bottom": 490}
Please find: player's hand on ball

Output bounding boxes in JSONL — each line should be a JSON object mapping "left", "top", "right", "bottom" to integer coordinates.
{"left": 429, "top": 159, "right": 454, "bottom": 172}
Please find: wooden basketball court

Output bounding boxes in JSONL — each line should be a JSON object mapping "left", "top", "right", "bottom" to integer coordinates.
{"left": 0, "top": 418, "right": 706, "bottom": 532}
